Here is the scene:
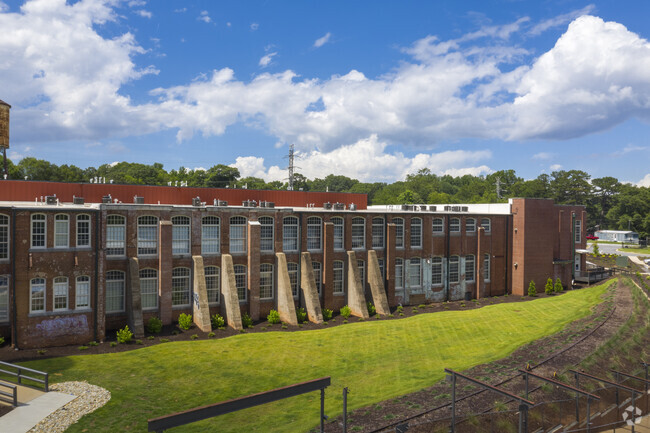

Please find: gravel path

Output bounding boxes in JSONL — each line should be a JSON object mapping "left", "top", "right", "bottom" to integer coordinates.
{"left": 27, "top": 381, "right": 110, "bottom": 433}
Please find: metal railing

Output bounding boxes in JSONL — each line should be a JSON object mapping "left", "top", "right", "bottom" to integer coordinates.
{"left": 0, "top": 361, "right": 49, "bottom": 392}
{"left": 0, "top": 380, "right": 17, "bottom": 407}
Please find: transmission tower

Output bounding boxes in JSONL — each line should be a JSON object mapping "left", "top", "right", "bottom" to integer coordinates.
{"left": 496, "top": 177, "right": 501, "bottom": 199}
{"left": 284, "top": 144, "right": 300, "bottom": 190}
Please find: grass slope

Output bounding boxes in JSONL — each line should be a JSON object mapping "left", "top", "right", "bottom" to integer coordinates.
{"left": 20, "top": 283, "right": 609, "bottom": 432}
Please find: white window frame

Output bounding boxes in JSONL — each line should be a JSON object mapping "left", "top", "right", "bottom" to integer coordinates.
{"left": 171, "top": 216, "right": 191, "bottom": 255}
{"left": 205, "top": 266, "right": 220, "bottom": 305}
{"left": 106, "top": 215, "right": 126, "bottom": 257}
{"left": 0, "top": 276, "right": 8, "bottom": 322}
{"left": 449, "top": 256, "right": 460, "bottom": 283}
{"left": 229, "top": 216, "right": 247, "bottom": 254}
{"left": 106, "top": 271, "right": 125, "bottom": 313}
{"left": 333, "top": 217, "right": 344, "bottom": 251}
{"left": 31, "top": 213, "right": 46, "bottom": 249}
{"left": 138, "top": 215, "right": 158, "bottom": 256}
{"left": 409, "top": 258, "right": 421, "bottom": 288}
{"left": 140, "top": 269, "right": 158, "bottom": 310}
{"left": 333, "top": 260, "right": 344, "bottom": 294}
{"left": 432, "top": 217, "right": 444, "bottom": 235}
{"left": 465, "top": 255, "right": 475, "bottom": 283}
{"left": 431, "top": 257, "right": 443, "bottom": 286}
{"left": 53, "top": 276, "right": 68, "bottom": 311}
{"left": 395, "top": 258, "right": 403, "bottom": 289}
{"left": 282, "top": 216, "right": 299, "bottom": 252}
{"left": 410, "top": 218, "right": 422, "bottom": 248}
{"left": 0, "top": 214, "right": 9, "bottom": 260}
{"left": 466, "top": 218, "right": 476, "bottom": 234}
{"left": 378, "top": 258, "right": 385, "bottom": 281}
{"left": 484, "top": 253, "right": 491, "bottom": 282}
{"left": 76, "top": 214, "right": 91, "bottom": 248}
{"left": 372, "top": 217, "right": 385, "bottom": 249}
{"left": 75, "top": 275, "right": 90, "bottom": 310}
{"left": 259, "top": 263, "right": 274, "bottom": 300}
{"left": 393, "top": 217, "right": 404, "bottom": 248}
{"left": 357, "top": 259, "right": 366, "bottom": 289}
{"left": 259, "top": 216, "right": 274, "bottom": 253}
{"left": 201, "top": 216, "right": 220, "bottom": 255}
{"left": 575, "top": 219, "right": 582, "bottom": 243}
{"left": 351, "top": 217, "right": 365, "bottom": 249}
{"left": 450, "top": 218, "right": 461, "bottom": 233}
{"left": 307, "top": 217, "right": 322, "bottom": 251}
{"left": 288, "top": 262, "right": 299, "bottom": 298}
{"left": 481, "top": 218, "right": 491, "bottom": 233}
{"left": 312, "top": 261, "right": 322, "bottom": 296}
{"left": 54, "top": 214, "right": 69, "bottom": 248}
{"left": 30, "top": 277, "right": 46, "bottom": 313}
{"left": 234, "top": 264, "right": 247, "bottom": 301}
{"left": 171, "top": 267, "right": 191, "bottom": 307}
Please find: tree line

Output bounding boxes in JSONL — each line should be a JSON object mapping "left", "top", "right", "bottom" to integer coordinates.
{"left": 4, "top": 157, "right": 649, "bottom": 239}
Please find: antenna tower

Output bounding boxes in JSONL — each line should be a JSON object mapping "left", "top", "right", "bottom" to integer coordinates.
{"left": 284, "top": 144, "right": 300, "bottom": 190}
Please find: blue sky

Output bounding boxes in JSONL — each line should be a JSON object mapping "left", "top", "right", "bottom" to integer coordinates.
{"left": 1, "top": 0, "right": 650, "bottom": 186}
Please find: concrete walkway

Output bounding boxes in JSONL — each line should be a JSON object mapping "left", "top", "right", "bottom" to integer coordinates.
{"left": 0, "top": 385, "right": 76, "bottom": 433}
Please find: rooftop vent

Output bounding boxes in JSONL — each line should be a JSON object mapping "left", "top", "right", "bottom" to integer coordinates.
{"left": 461, "top": 206, "right": 468, "bottom": 212}
{"left": 46, "top": 195, "right": 57, "bottom": 205}
{"left": 444, "top": 205, "right": 452, "bottom": 211}
{"left": 401, "top": 204, "right": 411, "bottom": 211}
{"left": 323, "top": 202, "right": 332, "bottom": 210}
{"left": 451, "top": 206, "right": 461, "bottom": 212}
{"left": 420, "top": 205, "right": 427, "bottom": 211}
{"left": 192, "top": 197, "right": 202, "bottom": 207}
{"left": 429, "top": 205, "right": 437, "bottom": 211}
{"left": 134, "top": 196, "right": 144, "bottom": 204}
{"left": 349, "top": 203, "right": 357, "bottom": 211}
{"left": 73, "top": 196, "right": 85, "bottom": 205}
{"left": 266, "top": 202, "right": 275, "bottom": 208}
{"left": 102, "top": 195, "right": 112, "bottom": 204}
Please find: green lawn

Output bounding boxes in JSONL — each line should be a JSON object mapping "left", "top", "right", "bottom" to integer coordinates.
{"left": 20, "top": 282, "right": 611, "bottom": 433}
{"left": 617, "top": 247, "right": 650, "bottom": 254}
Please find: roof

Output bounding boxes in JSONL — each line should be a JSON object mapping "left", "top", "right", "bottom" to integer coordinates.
{"left": 0, "top": 99, "right": 10, "bottom": 108}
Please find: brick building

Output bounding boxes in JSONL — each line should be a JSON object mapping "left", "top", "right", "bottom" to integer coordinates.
{"left": 0, "top": 181, "right": 586, "bottom": 349}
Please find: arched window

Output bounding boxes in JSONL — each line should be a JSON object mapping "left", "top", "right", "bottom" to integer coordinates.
{"left": 53, "top": 276, "right": 68, "bottom": 310}
{"left": 259, "top": 263, "right": 274, "bottom": 300}
{"left": 138, "top": 216, "right": 158, "bottom": 256}
{"left": 282, "top": 217, "right": 299, "bottom": 252}
{"left": 106, "top": 271, "right": 125, "bottom": 313}
{"left": 0, "top": 214, "right": 8, "bottom": 260}
{"left": 432, "top": 217, "right": 444, "bottom": 235}
{"left": 449, "top": 256, "right": 460, "bottom": 283}
{"left": 205, "top": 266, "right": 220, "bottom": 304}
{"left": 75, "top": 276, "right": 90, "bottom": 309}
{"left": 481, "top": 218, "right": 491, "bottom": 233}
{"left": 307, "top": 217, "right": 322, "bottom": 251}
{"left": 171, "top": 216, "right": 191, "bottom": 255}
{"left": 392, "top": 217, "right": 404, "bottom": 248}
{"left": 372, "top": 217, "right": 384, "bottom": 249}
{"left": 351, "top": 217, "right": 365, "bottom": 249}
{"left": 201, "top": 216, "right": 220, "bottom": 254}
{"left": 465, "top": 218, "right": 476, "bottom": 233}
{"left": 0, "top": 276, "right": 8, "bottom": 321}
{"left": 76, "top": 214, "right": 91, "bottom": 247}
{"left": 410, "top": 218, "right": 422, "bottom": 248}
{"left": 171, "top": 267, "right": 191, "bottom": 307}
{"left": 31, "top": 214, "right": 46, "bottom": 248}
{"left": 450, "top": 218, "right": 460, "bottom": 233}
{"left": 54, "top": 214, "right": 69, "bottom": 248}
{"left": 333, "top": 261, "right": 344, "bottom": 294}
{"left": 259, "top": 217, "right": 274, "bottom": 253}
{"left": 106, "top": 215, "right": 126, "bottom": 256}
{"left": 431, "top": 257, "right": 443, "bottom": 286}
{"left": 332, "top": 217, "right": 344, "bottom": 250}
{"left": 465, "top": 255, "right": 475, "bottom": 282}
{"left": 139, "top": 269, "right": 158, "bottom": 310}
{"left": 30, "top": 278, "right": 46, "bottom": 313}
{"left": 229, "top": 216, "right": 247, "bottom": 253}
{"left": 234, "top": 264, "right": 247, "bottom": 301}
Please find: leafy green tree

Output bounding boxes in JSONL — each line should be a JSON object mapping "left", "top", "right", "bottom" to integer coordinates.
{"left": 205, "top": 164, "right": 240, "bottom": 188}
{"left": 396, "top": 189, "right": 422, "bottom": 204}
{"left": 554, "top": 278, "right": 563, "bottom": 293}
{"left": 528, "top": 280, "right": 537, "bottom": 297}
{"left": 545, "top": 278, "right": 553, "bottom": 295}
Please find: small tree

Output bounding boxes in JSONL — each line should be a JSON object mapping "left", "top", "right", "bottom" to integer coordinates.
{"left": 528, "top": 280, "right": 537, "bottom": 297}
{"left": 554, "top": 278, "right": 563, "bottom": 293}
{"left": 545, "top": 278, "right": 554, "bottom": 295}
{"left": 592, "top": 243, "right": 600, "bottom": 256}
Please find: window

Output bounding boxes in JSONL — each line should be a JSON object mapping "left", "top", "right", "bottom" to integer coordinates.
{"left": 333, "top": 217, "right": 344, "bottom": 250}
{"left": 201, "top": 216, "right": 220, "bottom": 254}
{"left": 76, "top": 214, "right": 91, "bottom": 247}
{"left": 229, "top": 216, "right": 247, "bottom": 254}
{"left": 395, "top": 258, "right": 403, "bottom": 289}
{"left": 432, "top": 218, "right": 444, "bottom": 235}
{"left": 410, "top": 218, "right": 422, "bottom": 248}
{"left": 171, "top": 267, "right": 191, "bottom": 307}
{"left": 393, "top": 217, "right": 404, "bottom": 248}
{"left": 466, "top": 218, "right": 476, "bottom": 233}
{"left": 449, "top": 256, "right": 460, "bottom": 283}
{"left": 574, "top": 219, "right": 582, "bottom": 243}
{"left": 54, "top": 214, "right": 69, "bottom": 248}
{"left": 450, "top": 218, "right": 460, "bottom": 233}
{"left": 171, "top": 216, "right": 190, "bottom": 255}
{"left": 483, "top": 254, "right": 491, "bottom": 281}
{"left": 234, "top": 264, "right": 247, "bottom": 301}
{"left": 53, "top": 277, "right": 68, "bottom": 310}
{"left": 106, "top": 215, "right": 126, "bottom": 256}
{"left": 106, "top": 271, "right": 125, "bottom": 313}
{"left": 138, "top": 216, "right": 158, "bottom": 256}
{"left": 312, "top": 261, "right": 322, "bottom": 296}
{"left": 0, "top": 214, "right": 9, "bottom": 259}
{"left": 409, "top": 258, "right": 421, "bottom": 287}
{"left": 31, "top": 214, "right": 46, "bottom": 248}
{"left": 372, "top": 217, "right": 384, "bottom": 249}
{"left": 283, "top": 217, "right": 299, "bottom": 252}
{"left": 333, "top": 261, "right": 344, "bottom": 294}
{"left": 75, "top": 276, "right": 90, "bottom": 309}
{"left": 378, "top": 258, "right": 385, "bottom": 280}
{"left": 465, "top": 255, "right": 475, "bottom": 283}
{"left": 431, "top": 257, "right": 443, "bottom": 286}
{"left": 288, "top": 262, "right": 299, "bottom": 297}
{"left": 481, "top": 218, "right": 491, "bottom": 233}
{"left": 30, "top": 278, "right": 46, "bottom": 313}
{"left": 140, "top": 269, "right": 158, "bottom": 310}
{"left": 351, "top": 217, "right": 365, "bottom": 249}
{"left": 0, "top": 276, "right": 8, "bottom": 321}
{"left": 260, "top": 264, "right": 274, "bottom": 300}
{"left": 307, "top": 217, "right": 322, "bottom": 251}
{"left": 357, "top": 260, "right": 365, "bottom": 289}
{"left": 205, "top": 266, "right": 220, "bottom": 304}
{"left": 259, "top": 217, "right": 274, "bottom": 253}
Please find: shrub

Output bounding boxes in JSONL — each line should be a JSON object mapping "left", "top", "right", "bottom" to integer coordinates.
{"left": 147, "top": 336, "right": 155, "bottom": 340}
{"left": 178, "top": 313, "right": 193, "bottom": 330}
{"left": 242, "top": 313, "right": 253, "bottom": 328}
{"left": 322, "top": 308, "right": 333, "bottom": 321}
{"left": 159, "top": 338, "right": 170, "bottom": 343}
{"left": 396, "top": 305, "right": 404, "bottom": 313}
{"left": 0, "top": 336, "right": 5, "bottom": 346}
{"left": 146, "top": 316, "right": 163, "bottom": 334}
{"left": 267, "top": 309, "right": 281, "bottom": 324}
{"left": 296, "top": 307, "right": 307, "bottom": 324}
{"left": 136, "top": 339, "right": 143, "bottom": 345}
{"left": 88, "top": 341, "right": 98, "bottom": 346}
{"left": 367, "top": 302, "right": 376, "bottom": 316}
{"left": 190, "top": 334, "right": 198, "bottom": 340}
{"left": 592, "top": 243, "right": 600, "bottom": 255}
{"left": 37, "top": 349, "right": 47, "bottom": 355}
{"left": 528, "top": 280, "right": 537, "bottom": 297}
{"left": 110, "top": 342, "right": 117, "bottom": 347}
{"left": 79, "top": 345, "right": 89, "bottom": 350}
{"left": 554, "top": 278, "right": 563, "bottom": 293}
{"left": 208, "top": 332, "right": 215, "bottom": 338}
{"left": 340, "top": 305, "right": 352, "bottom": 319}
{"left": 545, "top": 278, "right": 554, "bottom": 295}
{"left": 211, "top": 313, "right": 225, "bottom": 329}
{"left": 116, "top": 325, "right": 133, "bottom": 344}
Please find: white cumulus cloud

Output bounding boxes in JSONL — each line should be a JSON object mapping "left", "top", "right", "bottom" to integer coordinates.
{"left": 637, "top": 173, "right": 650, "bottom": 187}
{"left": 198, "top": 10, "right": 211, "bottom": 23}
{"left": 313, "top": 32, "right": 331, "bottom": 48}
{"left": 259, "top": 52, "right": 277, "bottom": 68}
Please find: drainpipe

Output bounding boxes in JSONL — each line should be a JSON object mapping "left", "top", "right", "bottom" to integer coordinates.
{"left": 93, "top": 209, "right": 100, "bottom": 342}
{"left": 445, "top": 215, "right": 450, "bottom": 301}
{"left": 297, "top": 211, "right": 303, "bottom": 307}
{"left": 384, "top": 212, "right": 389, "bottom": 292}
{"left": 571, "top": 212, "right": 576, "bottom": 282}
{"left": 11, "top": 208, "right": 17, "bottom": 348}
{"left": 505, "top": 216, "right": 510, "bottom": 296}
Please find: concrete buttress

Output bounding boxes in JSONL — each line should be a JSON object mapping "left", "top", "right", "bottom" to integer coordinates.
{"left": 346, "top": 251, "right": 369, "bottom": 318}
{"left": 192, "top": 256, "right": 212, "bottom": 332}
{"left": 275, "top": 252, "right": 298, "bottom": 325}
{"left": 220, "top": 254, "right": 243, "bottom": 330}
{"left": 367, "top": 250, "right": 390, "bottom": 315}
{"left": 127, "top": 257, "right": 145, "bottom": 338}
{"left": 300, "top": 252, "right": 323, "bottom": 323}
